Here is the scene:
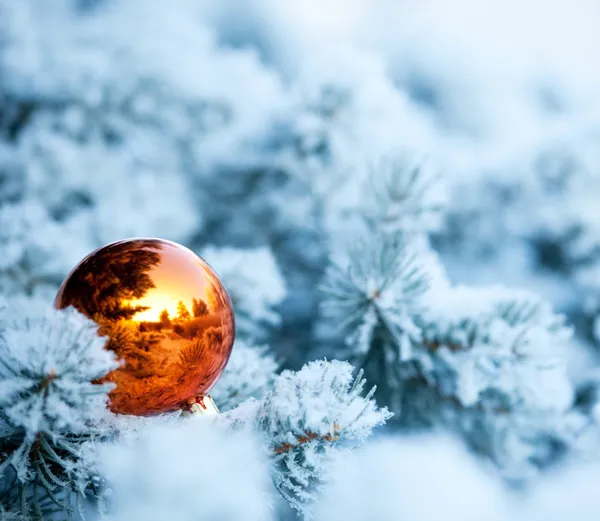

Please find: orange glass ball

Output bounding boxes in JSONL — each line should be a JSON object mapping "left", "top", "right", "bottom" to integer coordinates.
{"left": 54, "top": 238, "right": 235, "bottom": 416}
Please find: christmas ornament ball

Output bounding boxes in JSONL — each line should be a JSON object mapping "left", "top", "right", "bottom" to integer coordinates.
{"left": 54, "top": 238, "right": 235, "bottom": 416}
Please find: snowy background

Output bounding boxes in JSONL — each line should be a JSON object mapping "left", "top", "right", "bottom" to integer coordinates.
{"left": 2, "top": 0, "right": 600, "bottom": 519}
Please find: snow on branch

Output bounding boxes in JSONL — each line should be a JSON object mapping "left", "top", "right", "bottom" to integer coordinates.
{"left": 320, "top": 228, "right": 433, "bottom": 359}
{"left": 319, "top": 158, "right": 581, "bottom": 479}
{"left": 324, "top": 242, "right": 579, "bottom": 478}
{"left": 0, "top": 306, "right": 117, "bottom": 440}
{"left": 405, "top": 285, "right": 577, "bottom": 479}
{"left": 319, "top": 152, "right": 447, "bottom": 356}
{"left": 252, "top": 360, "right": 392, "bottom": 517}
{"left": 418, "top": 285, "right": 573, "bottom": 411}
{"left": 360, "top": 154, "right": 445, "bottom": 234}
{"left": 0, "top": 305, "right": 118, "bottom": 517}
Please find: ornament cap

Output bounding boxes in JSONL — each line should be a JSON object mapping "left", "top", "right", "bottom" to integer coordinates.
{"left": 181, "top": 395, "right": 220, "bottom": 416}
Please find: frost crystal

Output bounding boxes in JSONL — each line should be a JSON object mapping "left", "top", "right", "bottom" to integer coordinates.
{"left": 321, "top": 230, "right": 429, "bottom": 357}
{"left": 419, "top": 286, "right": 573, "bottom": 412}
{"left": 321, "top": 211, "right": 579, "bottom": 478}
{"left": 0, "top": 306, "right": 117, "bottom": 441}
{"left": 400, "top": 286, "right": 576, "bottom": 478}
{"left": 257, "top": 360, "right": 392, "bottom": 517}
{"left": 0, "top": 305, "right": 118, "bottom": 515}
{"left": 1, "top": 0, "right": 600, "bottom": 519}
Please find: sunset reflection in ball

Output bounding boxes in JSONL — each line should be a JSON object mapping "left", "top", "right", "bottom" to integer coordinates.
{"left": 54, "top": 238, "right": 235, "bottom": 416}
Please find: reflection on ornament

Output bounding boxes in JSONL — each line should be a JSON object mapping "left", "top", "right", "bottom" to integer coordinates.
{"left": 55, "top": 238, "right": 235, "bottom": 416}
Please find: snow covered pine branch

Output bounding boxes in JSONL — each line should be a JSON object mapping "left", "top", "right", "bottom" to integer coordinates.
{"left": 2, "top": 2, "right": 600, "bottom": 521}
{"left": 0, "top": 296, "right": 390, "bottom": 521}
{"left": 320, "top": 162, "right": 584, "bottom": 481}
{"left": 248, "top": 360, "right": 390, "bottom": 517}
{"left": 0, "top": 305, "right": 118, "bottom": 519}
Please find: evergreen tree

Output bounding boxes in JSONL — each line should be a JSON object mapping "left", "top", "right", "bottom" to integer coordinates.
{"left": 1, "top": 2, "right": 599, "bottom": 521}
{"left": 192, "top": 298, "right": 209, "bottom": 317}
{"left": 176, "top": 301, "right": 191, "bottom": 323}
{"left": 159, "top": 308, "right": 171, "bottom": 328}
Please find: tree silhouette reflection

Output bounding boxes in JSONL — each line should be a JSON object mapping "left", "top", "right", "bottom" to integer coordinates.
{"left": 57, "top": 239, "right": 162, "bottom": 321}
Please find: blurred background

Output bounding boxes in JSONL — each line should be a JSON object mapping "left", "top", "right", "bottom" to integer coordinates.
{"left": 1, "top": 0, "right": 600, "bottom": 375}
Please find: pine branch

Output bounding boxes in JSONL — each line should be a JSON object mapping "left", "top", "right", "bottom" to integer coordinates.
{"left": 226, "top": 360, "right": 392, "bottom": 518}
{"left": 320, "top": 228, "right": 430, "bottom": 358}
{"left": 319, "top": 159, "right": 581, "bottom": 479}
{"left": 323, "top": 238, "right": 578, "bottom": 478}
{"left": 360, "top": 154, "right": 445, "bottom": 234}
{"left": 0, "top": 305, "right": 119, "bottom": 518}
